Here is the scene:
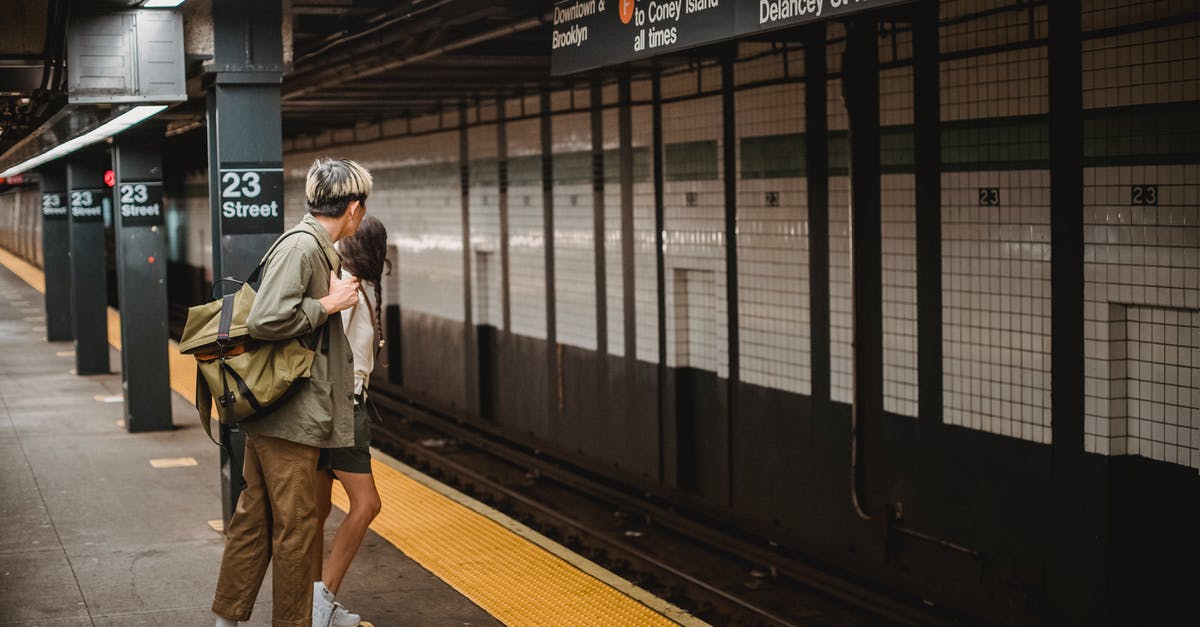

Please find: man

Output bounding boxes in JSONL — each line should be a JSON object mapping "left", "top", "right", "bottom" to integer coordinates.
{"left": 212, "top": 157, "right": 372, "bottom": 627}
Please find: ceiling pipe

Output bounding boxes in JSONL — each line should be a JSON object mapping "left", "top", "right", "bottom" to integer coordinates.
{"left": 283, "top": 14, "right": 548, "bottom": 101}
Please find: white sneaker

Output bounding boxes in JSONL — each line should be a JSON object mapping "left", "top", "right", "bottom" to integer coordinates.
{"left": 313, "top": 581, "right": 336, "bottom": 627}
{"left": 214, "top": 614, "right": 238, "bottom": 627}
{"left": 330, "top": 602, "right": 361, "bottom": 627}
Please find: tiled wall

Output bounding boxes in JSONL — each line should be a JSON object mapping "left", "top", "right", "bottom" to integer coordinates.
{"left": 735, "top": 82, "right": 811, "bottom": 396}
{"left": 600, "top": 101, "right": 625, "bottom": 357}
{"left": 632, "top": 96, "right": 659, "bottom": 365}
{"left": 826, "top": 24, "right": 854, "bottom": 404}
{"left": 507, "top": 114, "right": 548, "bottom": 339}
{"left": 938, "top": 3, "right": 1053, "bottom": 443}
{"left": 247, "top": 0, "right": 1199, "bottom": 474}
{"left": 469, "top": 124, "right": 501, "bottom": 328}
{"left": 661, "top": 68, "right": 727, "bottom": 377}
{"left": 552, "top": 110, "right": 598, "bottom": 350}
{"left": 1081, "top": 0, "right": 1200, "bottom": 469}
{"left": 0, "top": 188, "right": 41, "bottom": 266}
{"left": 881, "top": 56, "right": 919, "bottom": 417}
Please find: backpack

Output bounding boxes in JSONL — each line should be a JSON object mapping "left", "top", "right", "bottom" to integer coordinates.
{"left": 179, "top": 228, "right": 332, "bottom": 443}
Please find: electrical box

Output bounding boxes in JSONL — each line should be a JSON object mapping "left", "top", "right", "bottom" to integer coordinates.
{"left": 68, "top": 10, "right": 186, "bottom": 104}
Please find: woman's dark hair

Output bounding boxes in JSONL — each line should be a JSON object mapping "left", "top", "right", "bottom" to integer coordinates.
{"left": 339, "top": 215, "right": 391, "bottom": 357}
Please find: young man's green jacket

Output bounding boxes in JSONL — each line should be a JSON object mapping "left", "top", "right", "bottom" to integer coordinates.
{"left": 244, "top": 214, "right": 356, "bottom": 449}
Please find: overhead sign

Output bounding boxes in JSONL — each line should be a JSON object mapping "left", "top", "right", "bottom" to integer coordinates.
{"left": 551, "top": 0, "right": 913, "bottom": 75}
{"left": 69, "top": 188, "right": 105, "bottom": 222}
{"left": 42, "top": 193, "right": 68, "bottom": 220}
{"left": 218, "top": 166, "right": 284, "bottom": 235}
{"left": 117, "top": 181, "right": 164, "bottom": 227}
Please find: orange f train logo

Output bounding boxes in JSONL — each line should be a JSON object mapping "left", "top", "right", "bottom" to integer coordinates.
{"left": 620, "top": 0, "right": 634, "bottom": 24}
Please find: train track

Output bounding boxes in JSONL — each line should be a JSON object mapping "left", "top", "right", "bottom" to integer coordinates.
{"left": 367, "top": 385, "right": 968, "bottom": 627}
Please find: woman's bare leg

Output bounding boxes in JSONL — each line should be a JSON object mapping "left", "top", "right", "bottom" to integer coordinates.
{"left": 321, "top": 470, "right": 382, "bottom": 594}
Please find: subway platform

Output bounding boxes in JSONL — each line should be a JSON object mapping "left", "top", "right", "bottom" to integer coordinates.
{"left": 0, "top": 258, "right": 700, "bottom": 626}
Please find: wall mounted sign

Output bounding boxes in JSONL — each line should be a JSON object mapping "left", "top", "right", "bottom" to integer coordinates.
{"left": 117, "top": 181, "right": 165, "bottom": 227}
{"left": 69, "top": 188, "right": 105, "bottom": 222}
{"left": 551, "top": 0, "right": 913, "bottom": 75}
{"left": 42, "top": 193, "right": 67, "bottom": 220}
{"left": 217, "top": 165, "right": 284, "bottom": 235}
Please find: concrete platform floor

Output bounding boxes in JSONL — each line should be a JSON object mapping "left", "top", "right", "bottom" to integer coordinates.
{"left": 0, "top": 265, "right": 501, "bottom": 627}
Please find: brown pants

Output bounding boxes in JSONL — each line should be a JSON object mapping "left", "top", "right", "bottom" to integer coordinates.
{"left": 212, "top": 433, "right": 321, "bottom": 627}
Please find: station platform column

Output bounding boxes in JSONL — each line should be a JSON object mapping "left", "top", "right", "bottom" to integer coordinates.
{"left": 65, "top": 150, "right": 110, "bottom": 376}
{"left": 205, "top": 0, "right": 287, "bottom": 523}
{"left": 38, "top": 163, "right": 72, "bottom": 342}
{"left": 112, "top": 124, "right": 172, "bottom": 432}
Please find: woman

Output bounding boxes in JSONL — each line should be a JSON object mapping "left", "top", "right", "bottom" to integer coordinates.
{"left": 312, "top": 215, "right": 389, "bottom": 627}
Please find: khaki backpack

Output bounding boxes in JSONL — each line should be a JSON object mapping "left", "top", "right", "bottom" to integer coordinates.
{"left": 179, "top": 228, "right": 332, "bottom": 443}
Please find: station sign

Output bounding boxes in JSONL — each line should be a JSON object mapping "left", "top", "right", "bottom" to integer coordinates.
{"left": 117, "top": 181, "right": 165, "bottom": 227}
{"left": 217, "top": 165, "right": 284, "bottom": 235}
{"left": 42, "top": 193, "right": 67, "bottom": 220}
{"left": 69, "top": 189, "right": 105, "bottom": 222}
{"left": 551, "top": 0, "right": 913, "bottom": 75}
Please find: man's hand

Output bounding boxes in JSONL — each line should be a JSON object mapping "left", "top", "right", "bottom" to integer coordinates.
{"left": 319, "top": 271, "right": 360, "bottom": 314}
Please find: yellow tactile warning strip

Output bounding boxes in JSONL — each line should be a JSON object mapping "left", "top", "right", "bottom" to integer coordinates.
{"left": 0, "top": 249, "right": 702, "bottom": 627}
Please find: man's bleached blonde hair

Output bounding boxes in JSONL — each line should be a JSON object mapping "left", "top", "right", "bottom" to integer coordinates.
{"left": 305, "top": 157, "right": 373, "bottom": 217}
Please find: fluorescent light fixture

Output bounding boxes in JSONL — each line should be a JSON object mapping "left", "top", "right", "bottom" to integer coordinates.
{"left": 142, "top": 0, "right": 188, "bottom": 7}
{"left": 0, "top": 105, "right": 167, "bottom": 178}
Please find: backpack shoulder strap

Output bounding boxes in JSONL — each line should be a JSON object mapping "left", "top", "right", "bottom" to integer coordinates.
{"left": 246, "top": 226, "right": 334, "bottom": 285}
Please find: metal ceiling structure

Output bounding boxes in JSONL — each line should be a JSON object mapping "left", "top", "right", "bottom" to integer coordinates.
{"left": 0, "top": 0, "right": 735, "bottom": 167}
{"left": 278, "top": 0, "right": 561, "bottom": 135}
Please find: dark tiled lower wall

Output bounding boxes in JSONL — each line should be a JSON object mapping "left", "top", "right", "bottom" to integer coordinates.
{"left": 385, "top": 313, "right": 1198, "bottom": 625}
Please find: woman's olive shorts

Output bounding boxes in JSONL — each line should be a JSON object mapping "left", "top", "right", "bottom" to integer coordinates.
{"left": 317, "top": 401, "right": 372, "bottom": 475}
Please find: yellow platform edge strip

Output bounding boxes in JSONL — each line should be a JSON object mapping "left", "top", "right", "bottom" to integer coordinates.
{"left": 0, "top": 249, "right": 703, "bottom": 627}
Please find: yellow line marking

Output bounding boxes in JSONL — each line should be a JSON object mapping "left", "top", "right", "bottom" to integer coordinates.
{"left": 31, "top": 325, "right": 45, "bottom": 332}
{"left": 116, "top": 420, "right": 125, "bottom": 428}
{"left": 150, "top": 457, "right": 199, "bottom": 468}
{"left": 94, "top": 395, "right": 123, "bottom": 403}
{"left": 367, "top": 450, "right": 707, "bottom": 627}
{"left": 23, "top": 316, "right": 40, "bottom": 321}
{"left": 208, "top": 519, "right": 225, "bottom": 533}
{"left": 56, "top": 351, "right": 74, "bottom": 357}
{"left": 0, "top": 248, "right": 45, "bottom": 292}
{"left": 0, "top": 248, "right": 696, "bottom": 627}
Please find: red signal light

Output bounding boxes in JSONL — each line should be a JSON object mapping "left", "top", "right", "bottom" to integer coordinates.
{"left": 104, "top": 170, "right": 116, "bottom": 187}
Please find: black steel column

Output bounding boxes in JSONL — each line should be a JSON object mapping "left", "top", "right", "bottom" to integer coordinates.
{"left": 651, "top": 72, "right": 667, "bottom": 484}
{"left": 38, "top": 163, "right": 72, "bottom": 342}
{"left": 721, "top": 52, "right": 739, "bottom": 508}
{"left": 65, "top": 150, "right": 110, "bottom": 375}
{"left": 844, "top": 16, "right": 883, "bottom": 515}
{"left": 459, "top": 104, "right": 477, "bottom": 414}
{"left": 497, "top": 99, "right": 512, "bottom": 332}
{"left": 913, "top": 0, "right": 942, "bottom": 425}
{"left": 1048, "top": 0, "right": 1102, "bottom": 623}
{"left": 804, "top": 25, "right": 831, "bottom": 405}
{"left": 540, "top": 90, "right": 558, "bottom": 424}
{"left": 206, "top": 0, "right": 286, "bottom": 523}
{"left": 590, "top": 80, "right": 608, "bottom": 355}
{"left": 619, "top": 71, "right": 637, "bottom": 366}
{"left": 112, "top": 123, "right": 172, "bottom": 432}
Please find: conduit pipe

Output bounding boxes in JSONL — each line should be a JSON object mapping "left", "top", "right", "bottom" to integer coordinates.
{"left": 283, "top": 14, "right": 549, "bottom": 102}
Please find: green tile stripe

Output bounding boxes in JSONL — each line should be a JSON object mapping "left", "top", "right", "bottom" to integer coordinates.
{"left": 664, "top": 140, "right": 719, "bottom": 181}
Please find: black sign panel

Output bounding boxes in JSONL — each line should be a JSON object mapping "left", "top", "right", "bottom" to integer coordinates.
{"left": 69, "top": 189, "right": 105, "bottom": 222}
{"left": 218, "top": 166, "right": 285, "bottom": 235}
{"left": 117, "top": 181, "right": 165, "bottom": 227}
{"left": 551, "top": 0, "right": 913, "bottom": 75}
{"left": 42, "top": 193, "right": 68, "bottom": 220}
